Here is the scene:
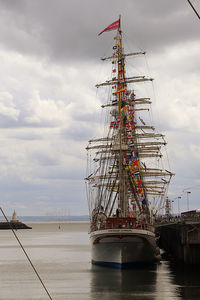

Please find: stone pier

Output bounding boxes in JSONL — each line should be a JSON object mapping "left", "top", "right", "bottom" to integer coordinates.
{"left": 156, "top": 220, "right": 200, "bottom": 264}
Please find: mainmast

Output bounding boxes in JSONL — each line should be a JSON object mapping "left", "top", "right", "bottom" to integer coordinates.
{"left": 116, "top": 16, "right": 128, "bottom": 216}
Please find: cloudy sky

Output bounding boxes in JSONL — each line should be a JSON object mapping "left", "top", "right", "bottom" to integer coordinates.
{"left": 0, "top": 0, "right": 199, "bottom": 216}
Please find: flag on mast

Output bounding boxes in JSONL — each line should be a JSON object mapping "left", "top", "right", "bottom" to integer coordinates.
{"left": 98, "top": 19, "right": 120, "bottom": 36}
{"left": 113, "top": 88, "right": 126, "bottom": 95}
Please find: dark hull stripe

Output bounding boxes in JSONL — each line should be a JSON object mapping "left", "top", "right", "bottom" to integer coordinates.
{"left": 91, "top": 259, "right": 156, "bottom": 269}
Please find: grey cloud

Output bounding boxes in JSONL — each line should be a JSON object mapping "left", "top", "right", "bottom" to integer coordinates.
{"left": 30, "top": 160, "right": 86, "bottom": 181}
{"left": 0, "top": 175, "right": 44, "bottom": 191}
{"left": 0, "top": 113, "right": 61, "bottom": 128}
{"left": 0, "top": 0, "right": 198, "bottom": 64}
{"left": 71, "top": 111, "right": 100, "bottom": 123}
{"left": 62, "top": 122, "right": 98, "bottom": 142}
{"left": 29, "top": 151, "right": 59, "bottom": 166}
{"left": 39, "top": 168, "right": 85, "bottom": 181}
{"left": 8, "top": 132, "right": 42, "bottom": 140}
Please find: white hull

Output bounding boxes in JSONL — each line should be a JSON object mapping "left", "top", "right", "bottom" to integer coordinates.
{"left": 90, "top": 228, "right": 158, "bottom": 268}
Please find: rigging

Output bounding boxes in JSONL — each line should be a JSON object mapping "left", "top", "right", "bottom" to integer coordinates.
{"left": 186, "top": 0, "right": 200, "bottom": 19}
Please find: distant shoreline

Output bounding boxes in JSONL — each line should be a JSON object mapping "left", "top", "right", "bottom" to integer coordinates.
{"left": 0, "top": 215, "right": 90, "bottom": 223}
{"left": 26, "top": 220, "right": 90, "bottom": 224}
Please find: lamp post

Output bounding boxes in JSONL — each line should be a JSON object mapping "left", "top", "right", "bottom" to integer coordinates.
{"left": 178, "top": 196, "right": 181, "bottom": 214}
{"left": 171, "top": 200, "right": 174, "bottom": 215}
{"left": 187, "top": 192, "right": 191, "bottom": 211}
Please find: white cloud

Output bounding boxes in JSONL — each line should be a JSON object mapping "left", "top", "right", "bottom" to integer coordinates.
{"left": 0, "top": 92, "right": 19, "bottom": 120}
{"left": 24, "top": 90, "right": 70, "bottom": 125}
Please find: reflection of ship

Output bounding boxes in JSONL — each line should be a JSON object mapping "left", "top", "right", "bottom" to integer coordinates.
{"left": 85, "top": 17, "right": 173, "bottom": 268}
{"left": 91, "top": 265, "right": 157, "bottom": 296}
{"left": 0, "top": 210, "right": 31, "bottom": 230}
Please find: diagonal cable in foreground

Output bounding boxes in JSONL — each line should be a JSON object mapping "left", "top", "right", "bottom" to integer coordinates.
{"left": 0, "top": 207, "right": 53, "bottom": 300}
{"left": 186, "top": 0, "right": 200, "bottom": 19}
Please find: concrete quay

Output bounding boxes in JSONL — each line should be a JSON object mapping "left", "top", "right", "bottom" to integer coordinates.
{"left": 156, "top": 219, "right": 200, "bottom": 264}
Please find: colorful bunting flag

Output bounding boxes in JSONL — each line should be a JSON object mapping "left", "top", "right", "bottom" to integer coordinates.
{"left": 134, "top": 171, "right": 140, "bottom": 175}
{"left": 137, "top": 188, "right": 144, "bottom": 194}
{"left": 122, "top": 106, "right": 129, "bottom": 111}
{"left": 110, "top": 120, "right": 120, "bottom": 129}
{"left": 131, "top": 93, "right": 135, "bottom": 100}
{"left": 133, "top": 160, "right": 139, "bottom": 166}
{"left": 118, "top": 59, "right": 124, "bottom": 65}
{"left": 113, "top": 88, "right": 126, "bottom": 95}
{"left": 142, "top": 199, "right": 147, "bottom": 205}
{"left": 112, "top": 100, "right": 117, "bottom": 104}
{"left": 133, "top": 151, "right": 139, "bottom": 158}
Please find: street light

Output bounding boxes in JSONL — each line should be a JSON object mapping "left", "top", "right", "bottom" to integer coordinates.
{"left": 171, "top": 200, "right": 174, "bottom": 215}
{"left": 178, "top": 196, "right": 181, "bottom": 214}
{"left": 187, "top": 192, "right": 191, "bottom": 211}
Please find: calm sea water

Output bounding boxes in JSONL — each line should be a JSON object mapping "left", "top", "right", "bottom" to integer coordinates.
{"left": 0, "top": 222, "right": 199, "bottom": 300}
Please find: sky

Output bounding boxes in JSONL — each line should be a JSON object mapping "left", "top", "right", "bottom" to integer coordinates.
{"left": 0, "top": 0, "right": 199, "bottom": 216}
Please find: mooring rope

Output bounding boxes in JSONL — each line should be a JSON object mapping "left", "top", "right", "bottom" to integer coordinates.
{"left": 0, "top": 207, "right": 53, "bottom": 300}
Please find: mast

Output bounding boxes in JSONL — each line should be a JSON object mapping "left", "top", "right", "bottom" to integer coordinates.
{"left": 116, "top": 16, "right": 137, "bottom": 217}
{"left": 117, "top": 15, "right": 126, "bottom": 216}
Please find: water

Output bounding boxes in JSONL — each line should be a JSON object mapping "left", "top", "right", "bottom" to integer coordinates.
{"left": 0, "top": 222, "right": 199, "bottom": 300}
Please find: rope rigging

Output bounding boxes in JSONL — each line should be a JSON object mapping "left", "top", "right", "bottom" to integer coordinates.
{"left": 186, "top": 0, "right": 200, "bottom": 19}
{"left": 0, "top": 207, "right": 53, "bottom": 300}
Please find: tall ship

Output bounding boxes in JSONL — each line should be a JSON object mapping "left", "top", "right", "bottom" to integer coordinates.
{"left": 85, "top": 17, "right": 174, "bottom": 268}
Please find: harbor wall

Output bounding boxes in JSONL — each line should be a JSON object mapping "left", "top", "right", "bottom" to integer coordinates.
{"left": 156, "top": 221, "right": 200, "bottom": 264}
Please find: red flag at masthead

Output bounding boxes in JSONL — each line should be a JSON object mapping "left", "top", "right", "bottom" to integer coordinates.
{"left": 98, "top": 18, "right": 120, "bottom": 36}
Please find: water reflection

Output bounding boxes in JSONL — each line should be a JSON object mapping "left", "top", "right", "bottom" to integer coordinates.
{"left": 90, "top": 261, "right": 185, "bottom": 300}
{"left": 170, "top": 263, "right": 200, "bottom": 300}
{"left": 91, "top": 264, "right": 157, "bottom": 300}
{"left": 155, "top": 261, "right": 181, "bottom": 300}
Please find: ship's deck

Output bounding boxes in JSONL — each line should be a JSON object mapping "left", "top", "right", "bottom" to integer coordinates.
{"left": 91, "top": 217, "right": 153, "bottom": 232}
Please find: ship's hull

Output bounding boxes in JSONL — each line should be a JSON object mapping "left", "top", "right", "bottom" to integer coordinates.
{"left": 90, "top": 228, "right": 158, "bottom": 268}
